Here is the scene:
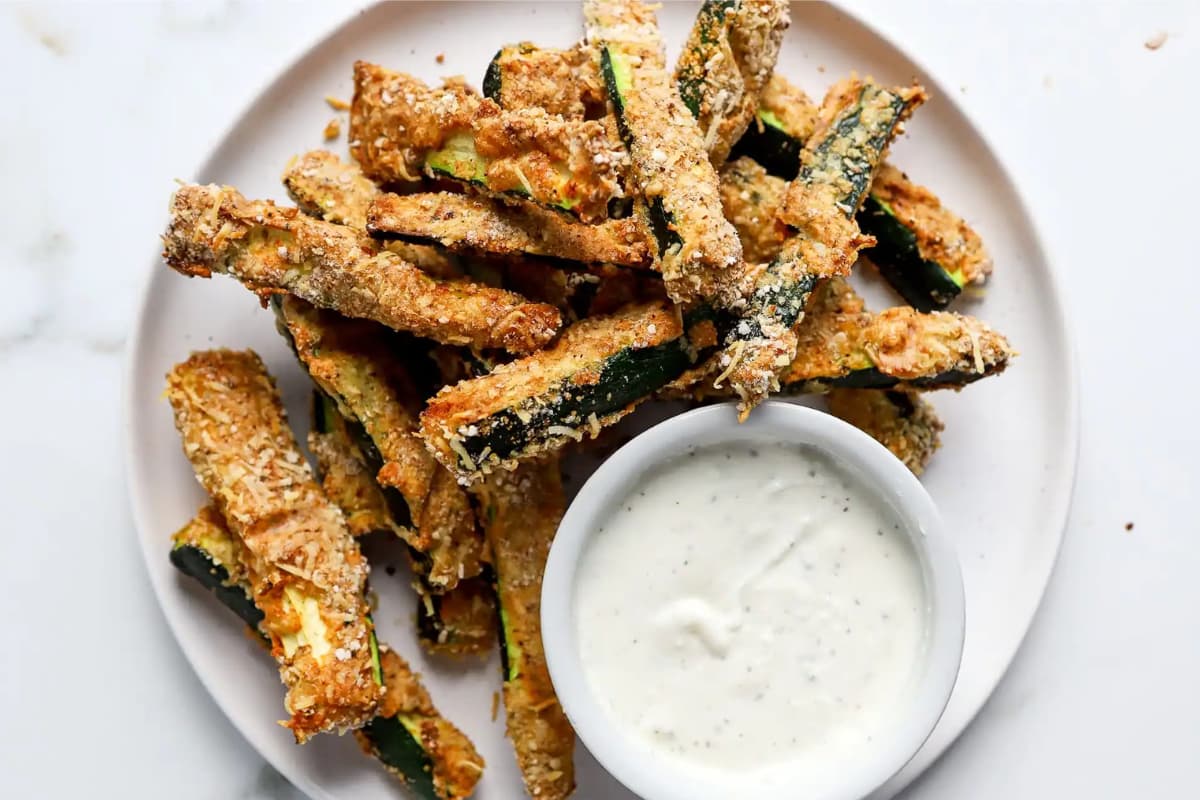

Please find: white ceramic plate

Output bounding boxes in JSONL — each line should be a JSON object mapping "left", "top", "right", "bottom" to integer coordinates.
{"left": 124, "top": 3, "right": 1078, "bottom": 799}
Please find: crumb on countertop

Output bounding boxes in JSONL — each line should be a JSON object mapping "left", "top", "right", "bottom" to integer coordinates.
{"left": 325, "top": 95, "right": 351, "bottom": 111}
{"left": 1144, "top": 31, "right": 1167, "bottom": 50}
{"left": 436, "top": 51, "right": 445, "bottom": 64}
{"left": 491, "top": 691, "right": 500, "bottom": 722}
{"left": 323, "top": 117, "right": 341, "bottom": 141}
{"left": 1125, "top": 521, "right": 1135, "bottom": 531}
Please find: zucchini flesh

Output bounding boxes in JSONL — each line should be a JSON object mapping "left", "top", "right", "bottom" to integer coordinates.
{"left": 421, "top": 302, "right": 699, "bottom": 482}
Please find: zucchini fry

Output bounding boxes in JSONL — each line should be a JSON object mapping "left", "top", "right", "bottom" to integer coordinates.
{"left": 719, "top": 76, "right": 926, "bottom": 414}
{"left": 728, "top": 73, "right": 818, "bottom": 176}
{"left": 282, "top": 149, "right": 461, "bottom": 280}
{"left": 170, "top": 504, "right": 265, "bottom": 636}
{"left": 420, "top": 302, "right": 695, "bottom": 483}
{"left": 168, "top": 508, "right": 485, "bottom": 798}
{"left": 859, "top": 162, "right": 993, "bottom": 311}
{"left": 586, "top": 0, "right": 746, "bottom": 309}
{"left": 483, "top": 42, "right": 606, "bottom": 120}
{"left": 350, "top": 61, "right": 626, "bottom": 222}
{"left": 675, "top": 0, "right": 789, "bottom": 167}
{"left": 312, "top": 387, "right": 494, "bottom": 656}
{"left": 826, "top": 389, "right": 943, "bottom": 476}
{"left": 718, "top": 156, "right": 788, "bottom": 265}
{"left": 367, "top": 191, "right": 654, "bottom": 269}
{"left": 666, "top": 278, "right": 1012, "bottom": 397}
{"left": 274, "top": 296, "right": 485, "bottom": 591}
{"left": 475, "top": 459, "right": 574, "bottom": 800}
{"left": 309, "top": 390, "right": 406, "bottom": 540}
{"left": 163, "top": 183, "right": 561, "bottom": 354}
{"left": 730, "top": 77, "right": 991, "bottom": 310}
{"left": 165, "top": 349, "right": 381, "bottom": 740}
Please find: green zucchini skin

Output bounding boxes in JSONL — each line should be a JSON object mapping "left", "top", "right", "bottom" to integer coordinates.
{"left": 728, "top": 111, "right": 802, "bottom": 179}
{"left": 726, "top": 84, "right": 917, "bottom": 343}
{"left": 676, "top": 0, "right": 738, "bottom": 118}
{"left": 460, "top": 336, "right": 695, "bottom": 466}
{"left": 857, "top": 195, "right": 962, "bottom": 312}
{"left": 730, "top": 98, "right": 962, "bottom": 312}
{"left": 786, "top": 366, "right": 992, "bottom": 393}
{"left": 360, "top": 716, "right": 440, "bottom": 800}
{"left": 481, "top": 49, "right": 504, "bottom": 101}
{"left": 169, "top": 544, "right": 265, "bottom": 633}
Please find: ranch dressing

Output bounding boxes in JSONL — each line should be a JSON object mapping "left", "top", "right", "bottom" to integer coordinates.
{"left": 574, "top": 442, "right": 927, "bottom": 776}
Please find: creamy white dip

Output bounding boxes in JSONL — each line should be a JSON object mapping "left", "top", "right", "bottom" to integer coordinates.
{"left": 574, "top": 441, "right": 927, "bottom": 776}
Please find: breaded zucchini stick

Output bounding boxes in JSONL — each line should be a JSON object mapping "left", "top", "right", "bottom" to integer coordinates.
{"left": 367, "top": 191, "right": 654, "bottom": 269}
{"left": 826, "top": 389, "right": 943, "bottom": 476}
{"left": 420, "top": 302, "right": 696, "bottom": 483}
{"left": 719, "top": 76, "right": 926, "bottom": 414}
{"left": 860, "top": 162, "right": 993, "bottom": 311}
{"left": 674, "top": 0, "right": 789, "bottom": 167}
{"left": 163, "top": 183, "right": 561, "bottom": 354}
{"left": 165, "top": 349, "right": 381, "bottom": 740}
{"left": 309, "top": 390, "right": 406, "bottom": 540}
{"left": 168, "top": 507, "right": 485, "bottom": 798}
{"left": 350, "top": 61, "right": 626, "bottom": 223}
{"left": 483, "top": 42, "right": 606, "bottom": 119}
{"left": 475, "top": 459, "right": 574, "bottom": 800}
{"left": 170, "top": 504, "right": 265, "bottom": 636}
{"left": 282, "top": 149, "right": 461, "bottom": 280}
{"left": 730, "top": 76, "right": 991, "bottom": 310}
{"left": 274, "top": 296, "right": 484, "bottom": 591}
{"left": 586, "top": 0, "right": 746, "bottom": 309}
{"left": 718, "top": 156, "right": 788, "bottom": 265}
{"left": 311, "top": 389, "right": 494, "bottom": 657}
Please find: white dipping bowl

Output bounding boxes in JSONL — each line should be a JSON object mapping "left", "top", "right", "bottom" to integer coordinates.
{"left": 542, "top": 401, "right": 965, "bottom": 800}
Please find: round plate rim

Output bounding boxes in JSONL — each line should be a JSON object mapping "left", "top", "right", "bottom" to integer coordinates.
{"left": 122, "top": 3, "right": 1081, "bottom": 798}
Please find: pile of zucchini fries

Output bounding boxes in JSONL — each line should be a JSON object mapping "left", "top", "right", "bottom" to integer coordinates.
{"left": 159, "top": 1, "right": 1013, "bottom": 797}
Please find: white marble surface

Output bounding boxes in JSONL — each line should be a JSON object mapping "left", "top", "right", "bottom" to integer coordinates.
{"left": 0, "top": 1, "right": 1196, "bottom": 797}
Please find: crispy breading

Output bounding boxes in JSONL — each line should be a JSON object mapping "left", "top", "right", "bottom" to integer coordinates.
{"left": 416, "top": 574, "right": 497, "bottom": 658}
{"left": 718, "top": 156, "right": 788, "bottom": 264}
{"left": 165, "top": 349, "right": 381, "bottom": 740}
{"left": 866, "top": 162, "right": 993, "bottom": 286}
{"left": 367, "top": 191, "right": 654, "bottom": 269}
{"left": 355, "top": 647, "right": 486, "bottom": 799}
{"left": 586, "top": 0, "right": 746, "bottom": 308}
{"left": 721, "top": 76, "right": 926, "bottom": 414}
{"left": 276, "top": 296, "right": 484, "bottom": 591}
{"left": 308, "top": 391, "right": 403, "bottom": 539}
{"left": 164, "top": 183, "right": 561, "bottom": 354}
{"left": 350, "top": 61, "right": 626, "bottom": 223}
{"left": 474, "top": 459, "right": 574, "bottom": 800}
{"left": 170, "top": 506, "right": 484, "bottom": 797}
{"left": 486, "top": 42, "right": 606, "bottom": 119}
{"left": 420, "top": 302, "right": 687, "bottom": 482}
{"left": 759, "top": 73, "right": 819, "bottom": 143}
{"left": 827, "top": 388, "right": 943, "bottom": 475}
{"left": 283, "top": 149, "right": 462, "bottom": 280}
{"left": 675, "top": 0, "right": 789, "bottom": 166}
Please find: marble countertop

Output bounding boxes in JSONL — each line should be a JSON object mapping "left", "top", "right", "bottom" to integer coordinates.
{"left": 1, "top": 1, "right": 1196, "bottom": 797}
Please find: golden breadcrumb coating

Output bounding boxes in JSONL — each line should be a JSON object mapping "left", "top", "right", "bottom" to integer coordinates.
{"left": 827, "top": 388, "right": 943, "bottom": 476}
{"left": 165, "top": 349, "right": 381, "bottom": 741}
{"left": 474, "top": 459, "right": 575, "bottom": 800}
{"left": 368, "top": 191, "right": 654, "bottom": 269}
{"left": 487, "top": 42, "right": 606, "bottom": 119}
{"left": 674, "top": 0, "right": 790, "bottom": 166}
{"left": 718, "top": 156, "right": 788, "bottom": 264}
{"left": 276, "top": 296, "right": 484, "bottom": 590}
{"left": 163, "top": 183, "right": 561, "bottom": 354}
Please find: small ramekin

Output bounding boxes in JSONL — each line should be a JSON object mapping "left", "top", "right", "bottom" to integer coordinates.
{"left": 542, "top": 401, "right": 965, "bottom": 800}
